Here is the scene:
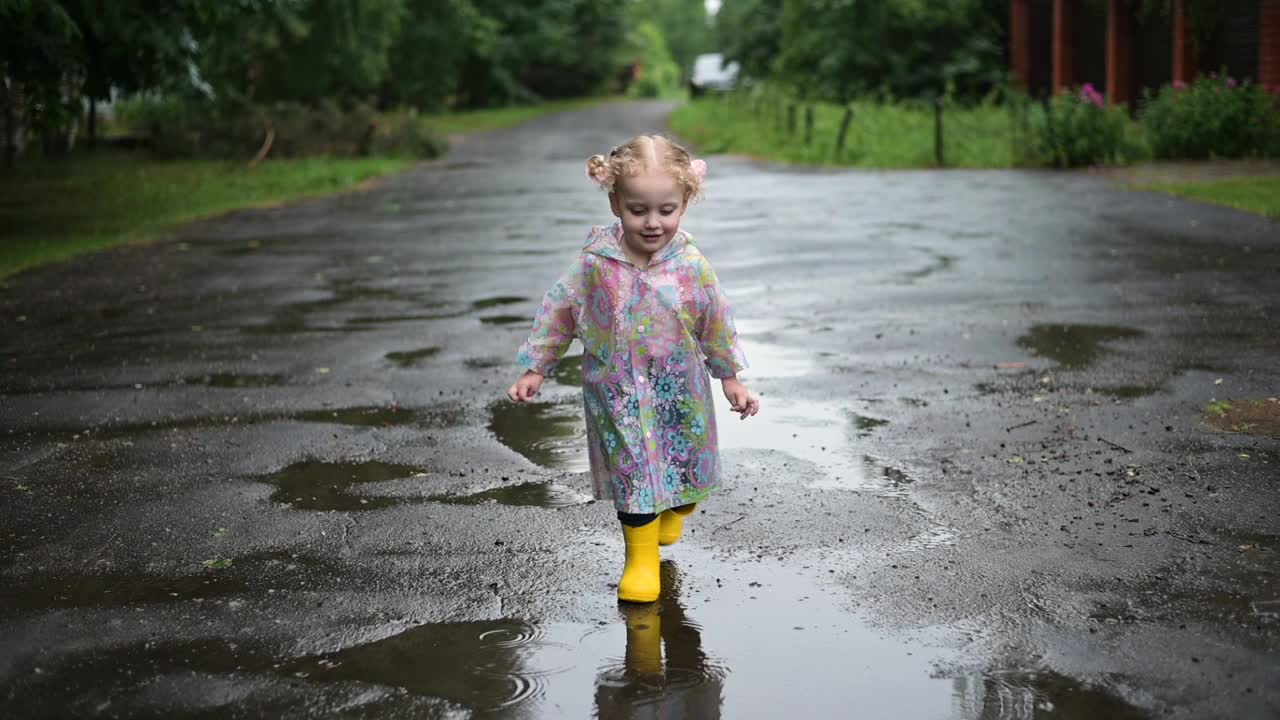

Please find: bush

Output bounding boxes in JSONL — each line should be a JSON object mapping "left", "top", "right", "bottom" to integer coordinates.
{"left": 1032, "top": 84, "right": 1139, "bottom": 167}
{"left": 1140, "top": 74, "right": 1280, "bottom": 159}
{"left": 112, "top": 97, "right": 444, "bottom": 160}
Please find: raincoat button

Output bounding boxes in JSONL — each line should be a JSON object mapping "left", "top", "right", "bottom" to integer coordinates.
{"left": 637, "top": 375, "right": 646, "bottom": 383}
{"left": 638, "top": 325, "right": 646, "bottom": 333}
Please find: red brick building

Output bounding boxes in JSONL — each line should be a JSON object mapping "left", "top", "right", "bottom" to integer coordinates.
{"left": 1010, "top": 0, "right": 1280, "bottom": 104}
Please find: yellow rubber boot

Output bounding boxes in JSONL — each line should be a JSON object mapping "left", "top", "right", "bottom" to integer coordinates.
{"left": 620, "top": 602, "right": 663, "bottom": 679}
{"left": 617, "top": 519, "right": 660, "bottom": 603}
{"left": 658, "top": 503, "right": 697, "bottom": 546}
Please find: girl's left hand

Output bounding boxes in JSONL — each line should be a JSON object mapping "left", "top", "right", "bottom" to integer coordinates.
{"left": 722, "top": 377, "right": 760, "bottom": 420}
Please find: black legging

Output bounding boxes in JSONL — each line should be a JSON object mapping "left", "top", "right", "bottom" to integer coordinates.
{"left": 617, "top": 512, "right": 658, "bottom": 527}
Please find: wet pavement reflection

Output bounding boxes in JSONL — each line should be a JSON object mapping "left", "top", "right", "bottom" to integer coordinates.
{"left": 3, "top": 551, "right": 1152, "bottom": 718}
{"left": 1015, "top": 323, "right": 1145, "bottom": 369}
{"left": 261, "top": 460, "right": 428, "bottom": 511}
{"left": 488, "top": 399, "right": 588, "bottom": 471}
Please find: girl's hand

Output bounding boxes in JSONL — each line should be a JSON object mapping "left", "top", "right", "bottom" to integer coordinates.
{"left": 507, "top": 371, "right": 545, "bottom": 403}
{"left": 721, "top": 377, "right": 759, "bottom": 419}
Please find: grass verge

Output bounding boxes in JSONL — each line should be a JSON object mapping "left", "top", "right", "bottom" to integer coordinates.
{"left": 1136, "top": 176, "right": 1280, "bottom": 220}
{"left": 0, "top": 152, "right": 413, "bottom": 278}
{"left": 422, "top": 96, "right": 623, "bottom": 135}
{"left": 668, "top": 96, "right": 1017, "bottom": 169}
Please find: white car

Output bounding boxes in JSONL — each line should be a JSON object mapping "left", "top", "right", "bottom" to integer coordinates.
{"left": 689, "top": 53, "right": 740, "bottom": 96}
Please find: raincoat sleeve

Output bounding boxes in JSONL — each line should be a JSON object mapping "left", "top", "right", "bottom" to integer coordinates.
{"left": 693, "top": 257, "right": 748, "bottom": 379}
{"left": 516, "top": 255, "right": 586, "bottom": 375}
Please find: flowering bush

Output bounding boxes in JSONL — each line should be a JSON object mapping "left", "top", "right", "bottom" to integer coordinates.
{"left": 1140, "top": 74, "right": 1280, "bottom": 159}
{"left": 1032, "top": 83, "right": 1137, "bottom": 167}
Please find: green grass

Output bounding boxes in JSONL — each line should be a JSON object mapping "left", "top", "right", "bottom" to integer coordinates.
{"left": 421, "top": 96, "right": 623, "bottom": 135}
{"left": 669, "top": 96, "right": 1017, "bottom": 169}
{"left": 0, "top": 151, "right": 413, "bottom": 278}
{"left": 1137, "top": 176, "right": 1280, "bottom": 220}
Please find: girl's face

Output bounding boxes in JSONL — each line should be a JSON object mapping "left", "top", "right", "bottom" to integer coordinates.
{"left": 609, "top": 166, "right": 687, "bottom": 265}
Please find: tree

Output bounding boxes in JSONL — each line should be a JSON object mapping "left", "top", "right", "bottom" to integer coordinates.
{"left": 714, "top": 0, "right": 782, "bottom": 82}
{"left": 637, "top": 0, "right": 714, "bottom": 80}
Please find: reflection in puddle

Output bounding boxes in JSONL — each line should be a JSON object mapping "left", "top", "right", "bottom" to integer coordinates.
{"left": 384, "top": 347, "right": 441, "bottom": 367}
{"left": 950, "top": 671, "right": 1150, "bottom": 719}
{"left": 12, "top": 552, "right": 1153, "bottom": 719}
{"left": 488, "top": 400, "right": 588, "bottom": 471}
{"left": 471, "top": 296, "right": 527, "bottom": 310}
{"left": 280, "top": 619, "right": 574, "bottom": 711}
{"left": 738, "top": 338, "right": 815, "bottom": 378}
{"left": 479, "top": 314, "right": 529, "bottom": 326}
{"left": 287, "top": 405, "right": 420, "bottom": 427}
{"left": 717, "top": 399, "right": 912, "bottom": 496}
{"left": 464, "top": 357, "right": 507, "bottom": 370}
{"left": 897, "top": 250, "right": 956, "bottom": 283}
{"left": 1016, "top": 324, "right": 1144, "bottom": 369}
{"left": 183, "top": 373, "right": 284, "bottom": 388}
{"left": 262, "top": 461, "right": 427, "bottom": 511}
{"left": 1095, "top": 385, "right": 1162, "bottom": 399}
{"left": 431, "top": 481, "right": 592, "bottom": 508}
{"left": 550, "top": 354, "right": 583, "bottom": 387}
{"left": 852, "top": 413, "right": 890, "bottom": 436}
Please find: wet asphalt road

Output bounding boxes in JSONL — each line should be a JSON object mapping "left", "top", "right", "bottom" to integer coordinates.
{"left": 2, "top": 100, "right": 1278, "bottom": 719}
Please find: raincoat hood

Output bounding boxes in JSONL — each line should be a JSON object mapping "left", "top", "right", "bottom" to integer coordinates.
{"left": 583, "top": 222, "right": 695, "bottom": 268}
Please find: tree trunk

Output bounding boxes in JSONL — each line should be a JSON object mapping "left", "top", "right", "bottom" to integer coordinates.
{"left": 88, "top": 95, "right": 97, "bottom": 149}
{"left": 1, "top": 76, "right": 13, "bottom": 168}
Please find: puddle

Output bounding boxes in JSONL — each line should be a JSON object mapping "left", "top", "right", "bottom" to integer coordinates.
{"left": 239, "top": 284, "right": 444, "bottom": 334}
{"left": 464, "top": 357, "right": 507, "bottom": 370}
{"left": 852, "top": 413, "right": 890, "bottom": 436}
{"left": 286, "top": 405, "right": 421, "bottom": 427}
{"left": 479, "top": 314, "right": 529, "bottom": 326}
{"left": 385, "top": 347, "right": 442, "bottom": 368}
{"left": 182, "top": 373, "right": 285, "bottom": 389}
{"left": 431, "top": 481, "right": 592, "bottom": 508}
{"left": 718, "top": 399, "right": 913, "bottom": 495}
{"left": 738, "top": 341, "right": 815, "bottom": 378}
{"left": 11, "top": 553, "right": 1152, "bottom": 719}
{"left": 1016, "top": 324, "right": 1145, "bottom": 369}
{"left": 1094, "top": 385, "right": 1163, "bottom": 399}
{"left": 949, "top": 670, "right": 1150, "bottom": 719}
{"left": 550, "top": 354, "right": 583, "bottom": 387}
{"left": 471, "top": 296, "right": 528, "bottom": 310}
{"left": 897, "top": 250, "right": 956, "bottom": 283}
{"left": 488, "top": 393, "right": 909, "bottom": 496}
{"left": 1202, "top": 397, "right": 1280, "bottom": 438}
{"left": 488, "top": 400, "right": 588, "bottom": 471}
{"left": 262, "top": 461, "right": 428, "bottom": 511}
{"left": 0, "top": 571, "right": 248, "bottom": 611}
{"left": 279, "top": 619, "right": 578, "bottom": 711}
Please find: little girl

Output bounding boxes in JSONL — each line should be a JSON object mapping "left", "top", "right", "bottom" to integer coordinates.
{"left": 507, "top": 134, "right": 759, "bottom": 603}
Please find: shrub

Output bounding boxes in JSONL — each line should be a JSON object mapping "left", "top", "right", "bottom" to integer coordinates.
{"left": 112, "top": 96, "right": 444, "bottom": 160}
{"left": 1140, "top": 74, "right": 1280, "bottom": 159}
{"left": 1032, "top": 84, "right": 1138, "bottom": 167}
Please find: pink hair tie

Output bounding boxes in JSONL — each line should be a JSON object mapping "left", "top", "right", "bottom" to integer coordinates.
{"left": 586, "top": 165, "right": 610, "bottom": 188}
{"left": 690, "top": 158, "right": 707, "bottom": 180}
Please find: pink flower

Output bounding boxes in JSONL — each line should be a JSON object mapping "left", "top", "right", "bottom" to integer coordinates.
{"left": 1172, "top": 80, "right": 1188, "bottom": 91}
{"left": 1079, "top": 83, "right": 1104, "bottom": 108}
{"left": 1226, "top": 77, "right": 1237, "bottom": 88}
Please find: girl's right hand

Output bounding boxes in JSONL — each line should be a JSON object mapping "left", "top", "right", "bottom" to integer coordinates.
{"left": 507, "top": 371, "right": 545, "bottom": 403}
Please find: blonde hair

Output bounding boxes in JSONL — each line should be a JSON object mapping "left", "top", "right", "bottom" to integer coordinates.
{"left": 586, "top": 134, "right": 704, "bottom": 201}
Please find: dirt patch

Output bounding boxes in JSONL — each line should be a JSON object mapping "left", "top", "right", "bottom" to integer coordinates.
{"left": 1202, "top": 397, "right": 1280, "bottom": 438}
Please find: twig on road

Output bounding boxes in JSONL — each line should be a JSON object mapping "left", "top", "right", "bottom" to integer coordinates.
{"left": 1005, "top": 419, "right": 1037, "bottom": 432}
{"left": 714, "top": 515, "right": 747, "bottom": 533}
{"left": 1098, "top": 437, "right": 1132, "bottom": 454}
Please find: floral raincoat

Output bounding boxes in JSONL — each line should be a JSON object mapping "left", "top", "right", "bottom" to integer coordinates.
{"left": 516, "top": 222, "right": 747, "bottom": 513}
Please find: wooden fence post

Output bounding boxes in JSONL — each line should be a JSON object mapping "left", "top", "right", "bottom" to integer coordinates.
{"left": 834, "top": 105, "right": 854, "bottom": 159}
